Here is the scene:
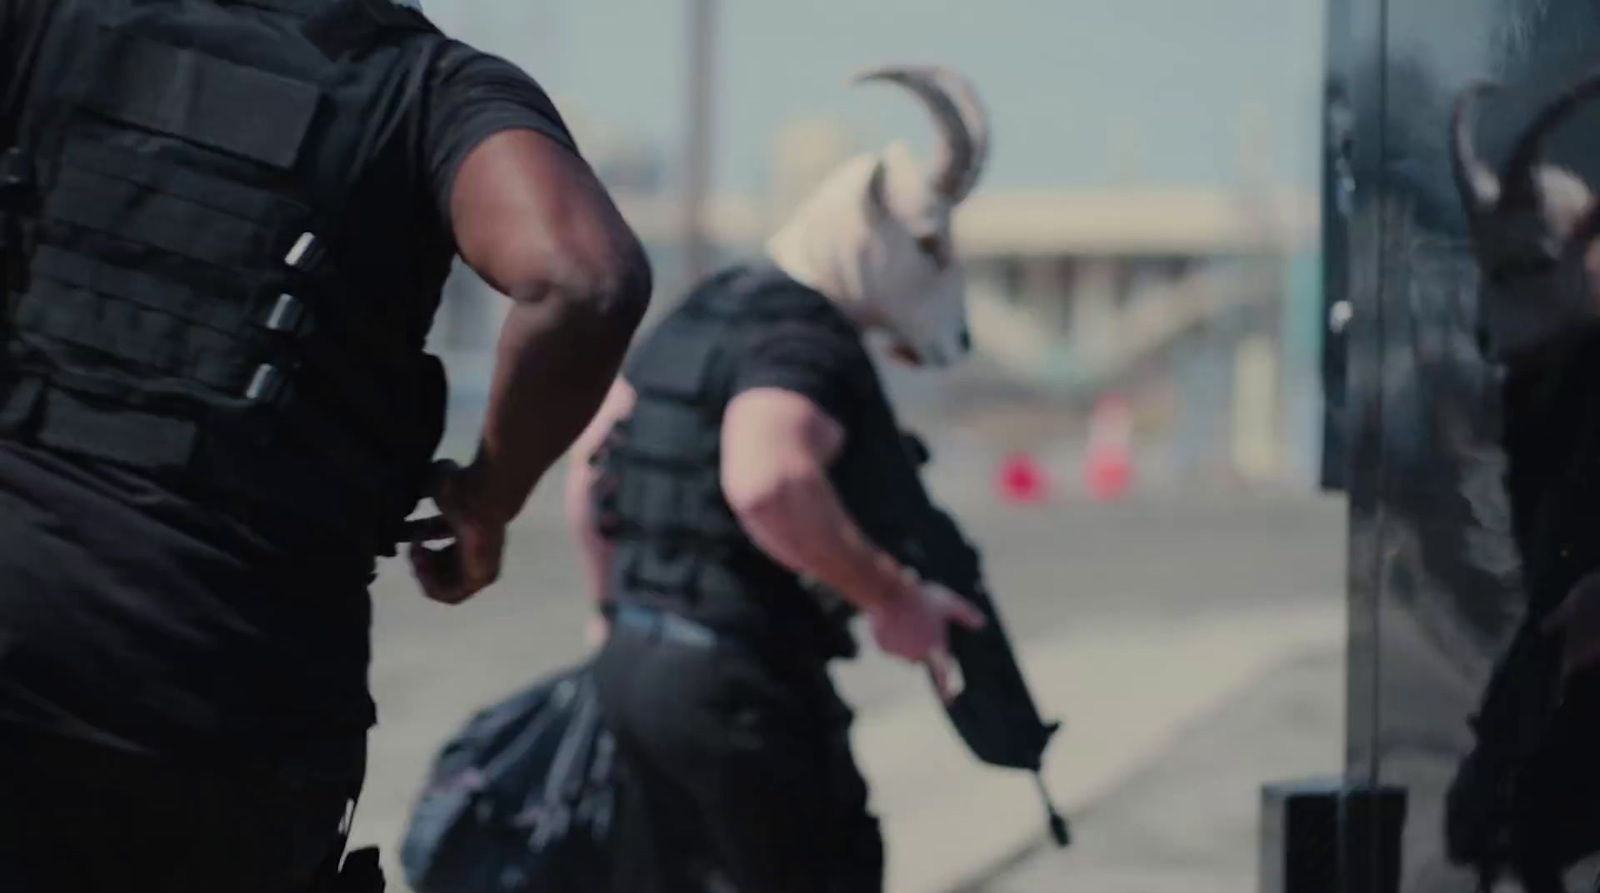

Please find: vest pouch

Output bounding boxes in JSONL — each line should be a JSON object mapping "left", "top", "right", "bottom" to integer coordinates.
{"left": 77, "top": 30, "right": 323, "bottom": 173}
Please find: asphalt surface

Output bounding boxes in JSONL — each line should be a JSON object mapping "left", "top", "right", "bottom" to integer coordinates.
{"left": 349, "top": 448, "right": 1347, "bottom": 891}
{"left": 975, "top": 645, "right": 1344, "bottom": 893}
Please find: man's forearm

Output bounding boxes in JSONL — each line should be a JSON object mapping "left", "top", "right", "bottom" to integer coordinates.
{"left": 472, "top": 283, "right": 647, "bottom": 524}
{"left": 732, "top": 466, "right": 911, "bottom": 614}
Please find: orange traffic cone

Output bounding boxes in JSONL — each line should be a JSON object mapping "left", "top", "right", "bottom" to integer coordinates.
{"left": 997, "top": 451, "right": 1051, "bottom": 505}
{"left": 1083, "top": 394, "right": 1134, "bottom": 503}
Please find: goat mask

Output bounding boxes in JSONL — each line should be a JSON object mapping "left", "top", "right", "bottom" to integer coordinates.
{"left": 766, "top": 65, "right": 991, "bottom": 368}
{"left": 1452, "top": 75, "right": 1600, "bottom": 360}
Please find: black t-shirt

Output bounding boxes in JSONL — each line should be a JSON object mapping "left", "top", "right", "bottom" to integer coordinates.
{"left": 731, "top": 317, "right": 867, "bottom": 434}
{"left": 0, "top": 1, "right": 579, "bottom": 771}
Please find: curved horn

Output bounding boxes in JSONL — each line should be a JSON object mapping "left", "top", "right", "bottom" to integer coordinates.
{"left": 855, "top": 65, "right": 990, "bottom": 203}
{"left": 1503, "top": 70, "right": 1600, "bottom": 198}
{"left": 1452, "top": 80, "right": 1501, "bottom": 215}
{"left": 929, "top": 67, "right": 991, "bottom": 202}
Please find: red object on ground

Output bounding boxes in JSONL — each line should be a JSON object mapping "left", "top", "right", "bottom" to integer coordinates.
{"left": 997, "top": 452, "right": 1050, "bottom": 504}
{"left": 1082, "top": 394, "right": 1135, "bottom": 503}
{"left": 1084, "top": 447, "right": 1133, "bottom": 502}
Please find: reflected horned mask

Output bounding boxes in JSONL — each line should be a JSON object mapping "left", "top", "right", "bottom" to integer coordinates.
{"left": 765, "top": 65, "right": 991, "bottom": 369}
{"left": 1451, "top": 75, "right": 1600, "bottom": 360}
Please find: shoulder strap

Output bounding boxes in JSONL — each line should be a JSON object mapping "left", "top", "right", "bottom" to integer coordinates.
{"left": 301, "top": 0, "right": 441, "bottom": 60}
{"left": 209, "top": 0, "right": 438, "bottom": 59}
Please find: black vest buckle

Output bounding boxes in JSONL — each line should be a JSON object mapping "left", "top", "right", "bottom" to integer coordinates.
{"left": 0, "top": 147, "right": 35, "bottom": 203}
{"left": 245, "top": 364, "right": 287, "bottom": 403}
{"left": 0, "top": 147, "right": 38, "bottom": 298}
{"left": 285, "top": 232, "right": 326, "bottom": 271}
{"left": 263, "top": 292, "right": 308, "bottom": 335}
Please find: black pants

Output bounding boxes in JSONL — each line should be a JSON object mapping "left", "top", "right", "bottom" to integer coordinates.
{"left": 592, "top": 615, "right": 884, "bottom": 893}
{"left": 0, "top": 727, "right": 356, "bottom": 893}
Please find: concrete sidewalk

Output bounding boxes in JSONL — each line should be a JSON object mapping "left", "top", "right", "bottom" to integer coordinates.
{"left": 971, "top": 644, "right": 1344, "bottom": 893}
{"left": 854, "top": 602, "right": 1343, "bottom": 893}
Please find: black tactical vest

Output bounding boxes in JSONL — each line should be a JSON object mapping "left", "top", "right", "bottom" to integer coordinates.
{"left": 595, "top": 264, "right": 938, "bottom": 662}
{"left": 0, "top": 0, "right": 458, "bottom": 559}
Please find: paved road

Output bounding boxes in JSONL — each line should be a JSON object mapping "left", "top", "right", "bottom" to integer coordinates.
{"left": 350, "top": 461, "right": 1347, "bottom": 890}
{"left": 977, "top": 644, "right": 1345, "bottom": 893}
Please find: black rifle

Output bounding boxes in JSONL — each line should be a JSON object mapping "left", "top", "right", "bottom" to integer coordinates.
{"left": 309, "top": 784, "right": 385, "bottom": 893}
{"left": 308, "top": 846, "right": 385, "bottom": 893}
{"left": 894, "top": 430, "right": 1070, "bottom": 848}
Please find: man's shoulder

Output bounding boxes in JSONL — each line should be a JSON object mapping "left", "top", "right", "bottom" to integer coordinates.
{"left": 2, "top": 0, "right": 57, "bottom": 41}
{"left": 419, "top": 31, "right": 539, "bottom": 89}
{"left": 414, "top": 32, "right": 575, "bottom": 149}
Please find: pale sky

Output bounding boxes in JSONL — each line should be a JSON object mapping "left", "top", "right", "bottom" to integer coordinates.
{"left": 424, "top": 0, "right": 1326, "bottom": 193}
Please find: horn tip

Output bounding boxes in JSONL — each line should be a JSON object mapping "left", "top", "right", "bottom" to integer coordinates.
{"left": 851, "top": 64, "right": 910, "bottom": 85}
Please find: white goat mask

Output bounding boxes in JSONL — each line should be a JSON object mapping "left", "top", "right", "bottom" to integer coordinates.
{"left": 766, "top": 65, "right": 991, "bottom": 368}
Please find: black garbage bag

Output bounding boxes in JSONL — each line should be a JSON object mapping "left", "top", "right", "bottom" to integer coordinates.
{"left": 400, "top": 662, "right": 622, "bottom": 893}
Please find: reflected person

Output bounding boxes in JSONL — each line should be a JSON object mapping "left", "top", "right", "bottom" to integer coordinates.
{"left": 1445, "top": 73, "right": 1600, "bottom": 893}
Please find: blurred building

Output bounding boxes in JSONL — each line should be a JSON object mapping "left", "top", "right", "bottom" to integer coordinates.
{"left": 954, "top": 186, "right": 1321, "bottom": 486}
{"left": 429, "top": 111, "right": 1323, "bottom": 489}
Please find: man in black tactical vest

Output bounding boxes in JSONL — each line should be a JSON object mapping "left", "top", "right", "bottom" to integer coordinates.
{"left": 565, "top": 66, "right": 992, "bottom": 893}
{"left": 0, "top": 0, "right": 651, "bottom": 890}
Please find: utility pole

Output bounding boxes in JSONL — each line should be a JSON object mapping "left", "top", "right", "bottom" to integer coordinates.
{"left": 682, "top": 0, "right": 717, "bottom": 287}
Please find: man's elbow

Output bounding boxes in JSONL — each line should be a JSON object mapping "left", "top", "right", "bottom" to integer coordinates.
{"left": 585, "top": 236, "right": 653, "bottom": 334}
{"left": 508, "top": 231, "right": 653, "bottom": 340}
{"left": 723, "top": 460, "right": 824, "bottom": 529}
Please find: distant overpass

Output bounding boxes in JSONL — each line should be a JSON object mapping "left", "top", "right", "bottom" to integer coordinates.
{"left": 437, "top": 183, "right": 1319, "bottom": 390}
{"left": 606, "top": 184, "right": 1318, "bottom": 383}
{"left": 431, "top": 183, "right": 1323, "bottom": 484}
{"left": 606, "top": 185, "right": 1319, "bottom": 258}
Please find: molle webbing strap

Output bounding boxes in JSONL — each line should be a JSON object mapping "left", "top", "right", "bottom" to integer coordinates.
{"left": 43, "top": 165, "right": 286, "bottom": 274}
{"left": 29, "top": 245, "right": 262, "bottom": 334}
{"left": 58, "top": 142, "right": 306, "bottom": 231}
{"left": 13, "top": 283, "right": 254, "bottom": 389}
{"left": 301, "top": 0, "right": 443, "bottom": 61}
